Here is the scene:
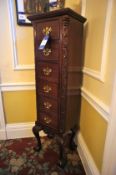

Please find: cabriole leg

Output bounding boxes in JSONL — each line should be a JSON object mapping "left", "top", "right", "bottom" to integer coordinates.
{"left": 32, "top": 124, "right": 42, "bottom": 152}
{"left": 69, "top": 126, "right": 77, "bottom": 151}
{"left": 56, "top": 136, "right": 67, "bottom": 168}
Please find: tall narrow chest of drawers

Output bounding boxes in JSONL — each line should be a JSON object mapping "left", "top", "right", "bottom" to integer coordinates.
{"left": 28, "top": 8, "right": 86, "bottom": 161}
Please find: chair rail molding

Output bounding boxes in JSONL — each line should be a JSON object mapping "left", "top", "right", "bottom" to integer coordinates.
{"left": 83, "top": 0, "right": 113, "bottom": 82}
{"left": 81, "top": 87, "right": 110, "bottom": 122}
{"left": 8, "top": 0, "right": 34, "bottom": 71}
{"left": 0, "top": 82, "right": 35, "bottom": 91}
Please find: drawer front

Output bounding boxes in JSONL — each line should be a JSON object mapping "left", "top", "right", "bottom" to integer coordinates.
{"left": 38, "top": 96, "right": 58, "bottom": 112}
{"left": 39, "top": 112, "right": 58, "bottom": 129}
{"left": 38, "top": 80, "right": 58, "bottom": 98}
{"left": 36, "top": 40, "right": 59, "bottom": 61}
{"left": 36, "top": 20, "right": 60, "bottom": 40}
{"left": 36, "top": 62, "right": 59, "bottom": 82}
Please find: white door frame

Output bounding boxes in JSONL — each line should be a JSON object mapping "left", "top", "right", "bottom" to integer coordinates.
{"left": 102, "top": 72, "right": 116, "bottom": 175}
{"left": 0, "top": 88, "right": 7, "bottom": 140}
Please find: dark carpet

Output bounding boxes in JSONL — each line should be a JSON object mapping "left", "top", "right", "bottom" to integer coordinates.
{"left": 0, "top": 137, "right": 85, "bottom": 175}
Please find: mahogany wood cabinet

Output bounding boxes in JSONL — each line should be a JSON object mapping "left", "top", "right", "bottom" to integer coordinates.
{"left": 28, "top": 8, "right": 86, "bottom": 165}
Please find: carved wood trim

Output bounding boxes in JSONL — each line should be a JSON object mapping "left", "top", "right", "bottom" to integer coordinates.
{"left": 60, "top": 16, "right": 70, "bottom": 133}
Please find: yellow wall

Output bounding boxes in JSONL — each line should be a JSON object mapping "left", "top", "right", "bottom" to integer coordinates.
{"left": 2, "top": 91, "right": 36, "bottom": 123}
{"left": 84, "top": 0, "right": 107, "bottom": 70}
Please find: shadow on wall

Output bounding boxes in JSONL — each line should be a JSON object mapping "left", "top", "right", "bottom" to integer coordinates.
{"left": 65, "top": 0, "right": 82, "bottom": 14}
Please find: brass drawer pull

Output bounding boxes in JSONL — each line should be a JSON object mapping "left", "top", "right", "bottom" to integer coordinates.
{"left": 43, "top": 48, "right": 51, "bottom": 56}
{"left": 42, "top": 27, "right": 52, "bottom": 35}
{"left": 44, "top": 116, "right": 52, "bottom": 124}
{"left": 43, "top": 67, "right": 52, "bottom": 76}
{"left": 43, "top": 85, "right": 52, "bottom": 93}
{"left": 44, "top": 102, "right": 52, "bottom": 109}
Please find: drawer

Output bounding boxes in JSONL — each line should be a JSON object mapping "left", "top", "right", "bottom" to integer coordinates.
{"left": 39, "top": 112, "right": 58, "bottom": 129}
{"left": 38, "top": 80, "right": 58, "bottom": 98}
{"left": 36, "top": 40, "right": 59, "bottom": 61}
{"left": 36, "top": 20, "right": 60, "bottom": 40}
{"left": 37, "top": 62, "right": 59, "bottom": 82}
{"left": 38, "top": 96, "right": 58, "bottom": 112}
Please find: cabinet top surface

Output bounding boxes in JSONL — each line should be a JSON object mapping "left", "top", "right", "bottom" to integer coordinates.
{"left": 28, "top": 8, "right": 86, "bottom": 23}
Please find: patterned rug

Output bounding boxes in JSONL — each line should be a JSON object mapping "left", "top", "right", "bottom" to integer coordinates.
{"left": 0, "top": 137, "right": 85, "bottom": 175}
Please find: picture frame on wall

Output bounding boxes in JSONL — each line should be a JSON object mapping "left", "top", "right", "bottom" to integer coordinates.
{"left": 15, "top": 0, "right": 49, "bottom": 26}
{"left": 49, "top": 0, "right": 65, "bottom": 11}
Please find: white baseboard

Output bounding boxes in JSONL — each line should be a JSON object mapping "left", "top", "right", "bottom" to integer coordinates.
{"left": 6, "top": 122, "right": 47, "bottom": 139}
{"left": 0, "top": 129, "right": 7, "bottom": 140}
{"left": 77, "top": 132, "right": 100, "bottom": 175}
